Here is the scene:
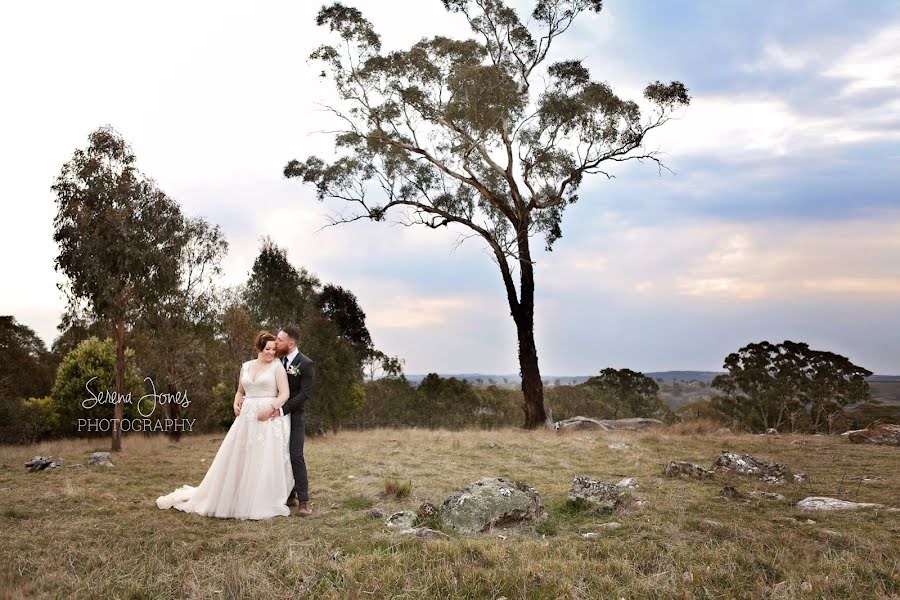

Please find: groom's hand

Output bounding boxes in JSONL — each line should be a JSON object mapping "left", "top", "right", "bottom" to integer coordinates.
{"left": 257, "top": 407, "right": 277, "bottom": 421}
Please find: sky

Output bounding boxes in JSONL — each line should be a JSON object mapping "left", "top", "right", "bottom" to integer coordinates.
{"left": 1, "top": 0, "right": 898, "bottom": 376}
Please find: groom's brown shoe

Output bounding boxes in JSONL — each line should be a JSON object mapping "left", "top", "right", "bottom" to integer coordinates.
{"left": 296, "top": 501, "right": 312, "bottom": 517}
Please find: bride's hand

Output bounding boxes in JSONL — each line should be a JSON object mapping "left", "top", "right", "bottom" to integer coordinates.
{"left": 233, "top": 398, "right": 243, "bottom": 417}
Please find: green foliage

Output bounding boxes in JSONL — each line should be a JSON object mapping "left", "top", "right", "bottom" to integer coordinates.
{"left": 316, "top": 284, "right": 373, "bottom": 362}
{"left": 19, "top": 397, "right": 61, "bottom": 443}
{"left": 245, "top": 237, "right": 321, "bottom": 331}
{"left": 711, "top": 340, "right": 872, "bottom": 433}
{"left": 580, "top": 368, "right": 666, "bottom": 419}
{"left": 51, "top": 337, "right": 143, "bottom": 436}
{"left": 0, "top": 316, "right": 54, "bottom": 402}
{"left": 545, "top": 383, "right": 612, "bottom": 420}
{"left": 52, "top": 127, "right": 186, "bottom": 325}
{"left": 301, "top": 316, "right": 365, "bottom": 434}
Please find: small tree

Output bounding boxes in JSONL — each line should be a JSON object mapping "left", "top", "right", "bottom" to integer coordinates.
{"left": 284, "top": 0, "right": 689, "bottom": 428}
{"left": 712, "top": 340, "right": 872, "bottom": 433}
{"left": 52, "top": 337, "right": 142, "bottom": 437}
{"left": 581, "top": 368, "right": 663, "bottom": 419}
{"left": 245, "top": 237, "right": 320, "bottom": 330}
{"left": 52, "top": 127, "right": 186, "bottom": 451}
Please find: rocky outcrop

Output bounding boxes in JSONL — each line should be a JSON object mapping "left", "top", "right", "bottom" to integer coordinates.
{"left": 88, "top": 452, "right": 114, "bottom": 468}
{"left": 712, "top": 452, "right": 792, "bottom": 483}
{"left": 567, "top": 477, "right": 625, "bottom": 513}
{"left": 796, "top": 497, "right": 890, "bottom": 511}
{"left": 665, "top": 461, "right": 714, "bottom": 479}
{"left": 846, "top": 424, "right": 900, "bottom": 446}
{"left": 438, "top": 477, "right": 545, "bottom": 534}
{"left": 25, "top": 456, "right": 60, "bottom": 472}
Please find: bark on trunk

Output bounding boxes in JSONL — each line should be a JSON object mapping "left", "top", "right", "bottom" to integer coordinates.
{"left": 513, "top": 231, "right": 546, "bottom": 429}
{"left": 112, "top": 318, "right": 125, "bottom": 452}
{"left": 167, "top": 382, "right": 182, "bottom": 442}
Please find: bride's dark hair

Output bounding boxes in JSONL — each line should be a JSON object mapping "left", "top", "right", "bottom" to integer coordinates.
{"left": 254, "top": 331, "right": 276, "bottom": 352}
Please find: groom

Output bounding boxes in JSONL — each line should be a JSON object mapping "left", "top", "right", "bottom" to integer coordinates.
{"left": 262, "top": 324, "right": 315, "bottom": 517}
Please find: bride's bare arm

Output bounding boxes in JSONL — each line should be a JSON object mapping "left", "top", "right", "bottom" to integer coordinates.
{"left": 233, "top": 365, "right": 246, "bottom": 416}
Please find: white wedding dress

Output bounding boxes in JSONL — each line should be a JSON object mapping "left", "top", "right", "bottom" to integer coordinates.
{"left": 156, "top": 360, "right": 294, "bottom": 519}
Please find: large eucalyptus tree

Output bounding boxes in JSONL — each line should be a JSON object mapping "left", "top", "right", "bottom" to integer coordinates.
{"left": 285, "top": 0, "right": 689, "bottom": 428}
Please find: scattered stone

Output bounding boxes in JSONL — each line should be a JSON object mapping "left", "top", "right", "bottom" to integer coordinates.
{"left": 847, "top": 475, "right": 883, "bottom": 483}
{"left": 765, "top": 428, "right": 779, "bottom": 435}
{"left": 665, "top": 461, "right": 714, "bottom": 480}
{"left": 615, "top": 477, "right": 639, "bottom": 489}
{"left": 818, "top": 529, "right": 843, "bottom": 539}
{"left": 800, "top": 581, "right": 812, "bottom": 592}
{"left": 712, "top": 452, "right": 792, "bottom": 483}
{"left": 579, "top": 523, "right": 622, "bottom": 538}
{"left": 88, "top": 452, "right": 113, "bottom": 468}
{"left": 25, "top": 456, "right": 58, "bottom": 472}
{"left": 748, "top": 491, "right": 786, "bottom": 501}
{"left": 719, "top": 486, "right": 746, "bottom": 500}
{"left": 567, "top": 477, "right": 625, "bottom": 513}
{"left": 847, "top": 424, "right": 900, "bottom": 446}
{"left": 0, "top": 487, "right": 11, "bottom": 493}
{"left": 418, "top": 502, "right": 439, "bottom": 521}
{"left": 398, "top": 527, "right": 452, "bottom": 541}
{"left": 488, "top": 442, "right": 498, "bottom": 448}
{"left": 790, "top": 439, "right": 808, "bottom": 446}
{"left": 608, "top": 442, "right": 630, "bottom": 450}
{"left": 367, "top": 507, "right": 385, "bottom": 520}
{"left": 700, "top": 519, "right": 723, "bottom": 529}
{"left": 347, "top": 475, "right": 356, "bottom": 480}
{"left": 796, "top": 497, "right": 886, "bottom": 511}
{"left": 385, "top": 510, "right": 417, "bottom": 529}
{"left": 555, "top": 416, "right": 664, "bottom": 432}
{"left": 793, "top": 473, "right": 809, "bottom": 483}
{"left": 438, "top": 477, "right": 545, "bottom": 534}
{"left": 682, "top": 571, "right": 694, "bottom": 582}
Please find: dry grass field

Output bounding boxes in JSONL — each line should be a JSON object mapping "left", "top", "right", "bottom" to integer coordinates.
{"left": 1, "top": 426, "right": 898, "bottom": 599}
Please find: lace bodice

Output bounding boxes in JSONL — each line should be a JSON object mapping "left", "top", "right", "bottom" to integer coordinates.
{"left": 241, "top": 360, "right": 279, "bottom": 398}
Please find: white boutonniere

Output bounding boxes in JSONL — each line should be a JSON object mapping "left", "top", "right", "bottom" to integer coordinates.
{"left": 286, "top": 364, "right": 301, "bottom": 377}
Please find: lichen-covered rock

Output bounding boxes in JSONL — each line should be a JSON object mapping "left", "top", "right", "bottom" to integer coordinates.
{"left": 796, "top": 497, "right": 887, "bottom": 511}
{"left": 555, "top": 416, "right": 664, "bottom": 432}
{"left": 847, "top": 424, "right": 900, "bottom": 446}
{"left": 665, "top": 461, "right": 714, "bottom": 479}
{"left": 417, "top": 502, "right": 439, "bottom": 522}
{"left": 385, "top": 510, "right": 417, "bottom": 529}
{"left": 567, "top": 477, "right": 625, "bottom": 513}
{"left": 25, "top": 456, "right": 59, "bottom": 472}
{"left": 712, "top": 452, "right": 791, "bottom": 483}
{"left": 88, "top": 452, "right": 114, "bottom": 468}
{"left": 438, "top": 477, "right": 545, "bottom": 534}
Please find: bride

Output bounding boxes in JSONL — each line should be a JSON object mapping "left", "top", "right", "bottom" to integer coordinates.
{"left": 156, "top": 331, "right": 294, "bottom": 519}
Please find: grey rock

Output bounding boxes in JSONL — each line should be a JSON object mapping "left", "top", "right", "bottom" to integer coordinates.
{"left": 719, "top": 486, "right": 746, "bottom": 500}
{"left": 88, "top": 452, "right": 114, "bottom": 468}
{"left": 748, "top": 491, "right": 786, "bottom": 501}
{"left": 615, "top": 477, "right": 639, "bottom": 489}
{"left": 385, "top": 510, "right": 417, "bottom": 529}
{"left": 608, "top": 442, "right": 630, "bottom": 450}
{"left": 418, "top": 502, "right": 439, "bottom": 521}
{"left": 765, "top": 428, "right": 779, "bottom": 435}
{"left": 25, "top": 456, "right": 58, "bottom": 472}
{"left": 438, "top": 477, "right": 545, "bottom": 534}
{"left": 793, "top": 473, "right": 809, "bottom": 483}
{"left": 796, "top": 496, "right": 887, "bottom": 511}
{"left": 712, "top": 451, "right": 791, "bottom": 483}
{"left": 567, "top": 476, "right": 625, "bottom": 513}
{"left": 700, "top": 519, "right": 723, "bottom": 529}
{"left": 367, "top": 507, "right": 385, "bottom": 520}
{"left": 665, "top": 461, "right": 715, "bottom": 480}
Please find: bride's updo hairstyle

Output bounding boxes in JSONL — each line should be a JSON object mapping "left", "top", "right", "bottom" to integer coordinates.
{"left": 254, "top": 331, "right": 276, "bottom": 352}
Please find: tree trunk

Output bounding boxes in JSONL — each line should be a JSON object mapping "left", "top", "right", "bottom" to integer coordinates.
{"left": 512, "top": 232, "right": 546, "bottom": 429}
{"left": 112, "top": 318, "right": 125, "bottom": 452}
{"left": 167, "top": 382, "right": 182, "bottom": 442}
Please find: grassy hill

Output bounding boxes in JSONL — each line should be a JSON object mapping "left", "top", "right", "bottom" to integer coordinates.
{"left": 1, "top": 428, "right": 898, "bottom": 598}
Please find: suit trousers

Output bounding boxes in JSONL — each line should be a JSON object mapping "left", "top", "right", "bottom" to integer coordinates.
{"left": 289, "top": 412, "right": 308, "bottom": 502}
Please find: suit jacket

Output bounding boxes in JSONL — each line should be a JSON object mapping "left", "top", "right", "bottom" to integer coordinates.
{"left": 281, "top": 351, "right": 315, "bottom": 418}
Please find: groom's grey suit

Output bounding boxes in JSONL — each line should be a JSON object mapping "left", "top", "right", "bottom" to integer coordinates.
{"left": 279, "top": 351, "right": 315, "bottom": 503}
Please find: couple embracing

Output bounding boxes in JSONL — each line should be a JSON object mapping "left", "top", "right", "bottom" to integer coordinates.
{"left": 156, "top": 325, "right": 316, "bottom": 519}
